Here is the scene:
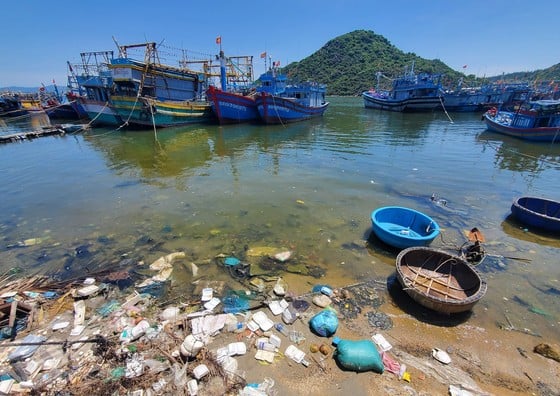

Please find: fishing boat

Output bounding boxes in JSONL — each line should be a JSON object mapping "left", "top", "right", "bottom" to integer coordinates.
{"left": 363, "top": 63, "right": 442, "bottom": 112}
{"left": 510, "top": 196, "right": 560, "bottom": 233}
{"left": 442, "top": 80, "right": 531, "bottom": 113}
{"left": 108, "top": 42, "right": 213, "bottom": 128}
{"left": 68, "top": 51, "right": 123, "bottom": 126}
{"left": 0, "top": 93, "right": 27, "bottom": 117}
{"left": 395, "top": 247, "right": 487, "bottom": 314}
{"left": 370, "top": 206, "right": 440, "bottom": 249}
{"left": 206, "top": 50, "right": 259, "bottom": 124}
{"left": 255, "top": 64, "right": 328, "bottom": 124}
{"left": 483, "top": 100, "right": 560, "bottom": 143}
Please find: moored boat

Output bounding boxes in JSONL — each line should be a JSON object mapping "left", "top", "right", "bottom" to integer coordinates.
{"left": 206, "top": 49, "right": 258, "bottom": 124}
{"left": 255, "top": 66, "right": 329, "bottom": 124}
{"left": 68, "top": 51, "right": 122, "bottom": 126}
{"left": 0, "top": 93, "right": 27, "bottom": 117}
{"left": 108, "top": 42, "right": 213, "bottom": 128}
{"left": 395, "top": 247, "right": 487, "bottom": 314}
{"left": 510, "top": 196, "right": 560, "bottom": 233}
{"left": 483, "top": 100, "right": 560, "bottom": 143}
{"left": 370, "top": 206, "right": 440, "bottom": 249}
{"left": 363, "top": 63, "right": 442, "bottom": 112}
{"left": 442, "top": 80, "right": 531, "bottom": 113}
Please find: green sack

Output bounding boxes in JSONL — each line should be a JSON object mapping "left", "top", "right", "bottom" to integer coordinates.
{"left": 332, "top": 337, "right": 384, "bottom": 373}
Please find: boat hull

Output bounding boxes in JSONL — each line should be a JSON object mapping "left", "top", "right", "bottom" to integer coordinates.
{"left": 484, "top": 113, "right": 560, "bottom": 143}
{"left": 363, "top": 91, "right": 441, "bottom": 112}
{"left": 80, "top": 99, "right": 123, "bottom": 126}
{"left": 256, "top": 93, "right": 329, "bottom": 124}
{"left": 371, "top": 206, "right": 440, "bottom": 249}
{"left": 396, "top": 247, "right": 487, "bottom": 314}
{"left": 206, "top": 86, "right": 258, "bottom": 124}
{"left": 511, "top": 196, "right": 560, "bottom": 233}
{"left": 111, "top": 96, "right": 214, "bottom": 128}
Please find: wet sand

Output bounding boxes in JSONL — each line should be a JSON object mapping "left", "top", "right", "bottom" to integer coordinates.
{"left": 215, "top": 275, "right": 560, "bottom": 396}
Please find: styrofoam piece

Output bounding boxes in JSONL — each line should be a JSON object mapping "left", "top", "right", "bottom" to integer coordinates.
{"left": 254, "top": 349, "right": 275, "bottom": 363}
{"left": 246, "top": 320, "right": 260, "bottom": 332}
{"left": 70, "top": 325, "right": 85, "bottom": 337}
{"left": 83, "top": 277, "right": 96, "bottom": 285}
{"left": 269, "top": 334, "right": 282, "bottom": 348}
{"left": 203, "top": 297, "right": 220, "bottom": 311}
{"left": 268, "top": 299, "right": 289, "bottom": 316}
{"left": 77, "top": 284, "right": 100, "bottom": 297}
{"left": 187, "top": 379, "right": 198, "bottom": 396}
{"left": 201, "top": 288, "right": 213, "bottom": 302}
{"left": 73, "top": 300, "right": 86, "bottom": 326}
{"left": 193, "top": 364, "right": 209, "bottom": 380}
{"left": 285, "top": 345, "right": 309, "bottom": 366}
{"left": 227, "top": 342, "right": 247, "bottom": 356}
{"left": 371, "top": 333, "right": 392, "bottom": 352}
{"left": 252, "top": 311, "right": 274, "bottom": 331}
{"left": 52, "top": 321, "right": 70, "bottom": 330}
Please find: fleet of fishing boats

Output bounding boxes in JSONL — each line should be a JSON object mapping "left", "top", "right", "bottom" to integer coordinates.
{"left": 3, "top": 41, "right": 559, "bottom": 143}
{"left": 1, "top": 41, "right": 329, "bottom": 126}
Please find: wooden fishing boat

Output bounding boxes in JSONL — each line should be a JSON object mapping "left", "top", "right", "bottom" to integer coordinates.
{"left": 370, "top": 206, "right": 440, "bottom": 249}
{"left": 511, "top": 196, "right": 560, "bottom": 233}
{"left": 396, "top": 247, "right": 487, "bottom": 314}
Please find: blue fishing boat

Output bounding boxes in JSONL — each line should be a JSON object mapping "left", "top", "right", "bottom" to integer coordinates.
{"left": 483, "top": 100, "right": 560, "bottom": 143}
{"left": 371, "top": 206, "right": 440, "bottom": 249}
{"left": 511, "top": 196, "right": 560, "bottom": 233}
{"left": 206, "top": 50, "right": 258, "bottom": 124}
{"left": 255, "top": 66, "right": 328, "bottom": 124}
{"left": 442, "top": 80, "right": 531, "bottom": 113}
{"left": 363, "top": 63, "right": 442, "bottom": 112}
{"left": 68, "top": 51, "right": 123, "bottom": 126}
{"left": 108, "top": 42, "right": 213, "bottom": 128}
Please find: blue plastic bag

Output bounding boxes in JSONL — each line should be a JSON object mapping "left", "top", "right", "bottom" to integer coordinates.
{"left": 309, "top": 308, "right": 338, "bottom": 337}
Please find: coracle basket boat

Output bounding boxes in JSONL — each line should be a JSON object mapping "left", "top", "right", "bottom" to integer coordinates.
{"left": 370, "top": 206, "right": 440, "bottom": 249}
{"left": 395, "top": 247, "right": 487, "bottom": 314}
{"left": 510, "top": 196, "right": 560, "bottom": 233}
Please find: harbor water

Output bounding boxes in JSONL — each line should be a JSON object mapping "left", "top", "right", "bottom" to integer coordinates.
{"left": 1, "top": 97, "right": 559, "bottom": 341}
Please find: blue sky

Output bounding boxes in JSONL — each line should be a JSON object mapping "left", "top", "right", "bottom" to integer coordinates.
{"left": 1, "top": 0, "right": 559, "bottom": 87}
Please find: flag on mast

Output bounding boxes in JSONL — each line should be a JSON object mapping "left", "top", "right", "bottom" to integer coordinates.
{"left": 216, "top": 36, "right": 221, "bottom": 45}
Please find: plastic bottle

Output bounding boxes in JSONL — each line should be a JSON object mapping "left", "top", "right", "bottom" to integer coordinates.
{"left": 282, "top": 304, "right": 299, "bottom": 324}
{"left": 274, "top": 323, "right": 289, "bottom": 336}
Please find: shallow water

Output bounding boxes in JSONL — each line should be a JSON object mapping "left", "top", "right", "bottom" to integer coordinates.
{"left": 1, "top": 98, "right": 559, "bottom": 340}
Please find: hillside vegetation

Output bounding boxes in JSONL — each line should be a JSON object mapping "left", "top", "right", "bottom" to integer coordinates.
{"left": 280, "top": 30, "right": 560, "bottom": 96}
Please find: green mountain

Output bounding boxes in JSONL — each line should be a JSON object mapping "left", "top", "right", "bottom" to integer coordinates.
{"left": 280, "top": 30, "right": 559, "bottom": 96}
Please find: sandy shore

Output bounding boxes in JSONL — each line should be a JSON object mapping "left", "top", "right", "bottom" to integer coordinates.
{"left": 216, "top": 279, "right": 560, "bottom": 396}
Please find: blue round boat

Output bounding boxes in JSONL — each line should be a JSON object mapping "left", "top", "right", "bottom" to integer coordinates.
{"left": 371, "top": 206, "right": 440, "bottom": 249}
{"left": 511, "top": 196, "right": 560, "bottom": 233}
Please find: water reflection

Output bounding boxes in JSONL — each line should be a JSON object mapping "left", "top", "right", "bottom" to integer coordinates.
{"left": 502, "top": 214, "right": 560, "bottom": 248}
{"left": 83, "top": 121, "right": 317, "bottom": 180}
{"left": 477, "top": 131, "right": 560, "bottom": 174}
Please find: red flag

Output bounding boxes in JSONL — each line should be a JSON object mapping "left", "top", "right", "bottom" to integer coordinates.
{"left": 260, "top": 52, "right": 267, "bottom": 59}
{"left": 215, "top": 36, "right": 221, "bottom": 45}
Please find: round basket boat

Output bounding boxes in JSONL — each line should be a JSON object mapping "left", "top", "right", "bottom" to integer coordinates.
{"left": 511, "top": 196, "right": 560, "bottom": 233}
{"left": 371, "top": 206, "right": 440, "bottom": 249}
{"left": 395, "top": 246, "right": 487, "bottom": 314}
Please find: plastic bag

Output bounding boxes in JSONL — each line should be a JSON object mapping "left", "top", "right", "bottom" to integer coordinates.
{"left": 309, "top": 308, "right": 338, "bottom": 337}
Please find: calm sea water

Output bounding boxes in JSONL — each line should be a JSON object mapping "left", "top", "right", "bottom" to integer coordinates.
{"left": 1, "top": 97, "right": 559, "bottom": 338}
